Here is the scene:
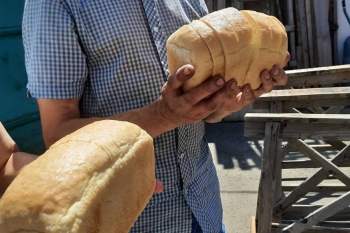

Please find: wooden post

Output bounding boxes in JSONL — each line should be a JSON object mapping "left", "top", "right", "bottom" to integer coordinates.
{"left": 313, "top": 0, "right": 333, "bottom": 67}
{"left": 256, "top": 122, "right": 282, "bottom": 233}
{"left": 296, "top": 0, "right": 310, "bottom": 68}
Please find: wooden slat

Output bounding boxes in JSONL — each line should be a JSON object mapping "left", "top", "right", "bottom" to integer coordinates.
{"left": 313, "top": 0, "right": 333, "bottom": 67}
{"left": 244, "top": 113, "right": 350, "bottom": 124}
{"left": 273, "top": 146, "right": 350, "bottom": 216}
{"left": 286, "top": 0, "right": 297, "bottom": 69}
{"left": 254, "top": 98, "right": 350, "bottom": 110}
{"left": 245, "top": 120, "right": 350, "bottom": 140}
{"left": 284, "top": 205, "right": 350, "bottom": 222}
{"left": 282, "top": 183, "right": 348, "bottom": 192}
{"left": 258, "top": 86, "right": 350, "bottom": 102}
{"left": 284, "top": 65, "right": 350, "bottom": 88}
{"left": 296, "top": 0, "right": 310, "bottom": 68}
{"left": 305, "top": 0, "right": 316, "bottom": 68}
{"left": 272, "top": 222, "right": 350, "bottom": 232}
{"left": 282, "top": 159, "right": 350, "bottom": 169}
{"left": 291, "top": 139, "right": 350, "bottom": 187}
{"left": 283, "top": 191, "right": 350, "bottom": 232}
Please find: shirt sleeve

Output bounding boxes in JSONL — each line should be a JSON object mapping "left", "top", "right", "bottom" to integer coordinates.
{"left": 23, "top": 0, "right": 87, "bottom": 99}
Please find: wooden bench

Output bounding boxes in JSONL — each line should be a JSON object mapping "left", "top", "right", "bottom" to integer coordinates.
{"left": 245, "top": 65, "right": 350, "bottom": 233}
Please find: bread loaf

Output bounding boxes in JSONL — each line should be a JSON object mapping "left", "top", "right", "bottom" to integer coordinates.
{"left": 166, "top": 7, "right": 288, "bottom": 91}
{"left": 0, "top": 120, "right": 156, "bottom": 233}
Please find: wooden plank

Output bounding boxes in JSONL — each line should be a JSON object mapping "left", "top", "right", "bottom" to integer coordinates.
{"left": 205, "top": 0, "right": 214, "bottom": 12}
{"left": 323, "top": 106, "right": 346, "bottom": 114}
{"left": 283, "top": 191, "right": 350, "bottom": 232}
{"left": 285, "top": 65, "right": 350, "bottom": 79}
{"left": 256, "top": 122, "right": 282, "bottom": 233}
{"left": 282, "top": 183, "right": 348, "bottom": 192}
{"left": 273, "top": 146, "right": 350, "bottom": 216}
{"left": 285, "top": 65, "right": 350, "bottom": 88}
{"left": 276, "top": 122, "right": 350, "bottom": 141}
{"left": 217, "top": 0, "right": 226, "bottom": 10}
{"left": 272, "top": 222, "right": 350, "bottom": 232}
{"left": 244, "top": 113, "right": 350, "bottom": 124}
{"left": 282, "top": 159, "right": 350, "bottom": 169}
{"left": 291, "top": 139, "right": 350, "bottom": 187}
{"left": 313, "top": 0, "right": 333, "bottom": 67}
{"left": 257, "top": 86, "right": 350, "bottom": 102}
{"left": 284, "top": 205, "right": 350, "bottom": 222}
{"left": 296, "top": 0, "right": 310, "bottom": 68}
{"left": 244, "top": 120, "right": 350, "bottom": 140}
{"left": 254, "top": 98, "right": 350, "bottom": 110}
{"left": 325, "top": 141, "right": 349, "bottom": 150}
{"left": 305, "top": 0, "right": 316, "bottom": 68}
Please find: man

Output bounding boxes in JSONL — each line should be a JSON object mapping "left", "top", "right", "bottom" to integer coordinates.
{"left": 22, "top": 1, "right": 289, "bottom": 232}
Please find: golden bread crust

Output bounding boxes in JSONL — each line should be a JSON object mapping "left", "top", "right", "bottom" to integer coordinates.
{"left": 0, "top": 120, "right": 156, "bottom": 233}
{"left": 166, "top": 7, "right": 288, "bottom": 91}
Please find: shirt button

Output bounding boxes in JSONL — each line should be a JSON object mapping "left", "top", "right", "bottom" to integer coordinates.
{"left": 153, "top": 26, "right": 159, "bottom": 32}
{"left": 180, "top": 153, "right": 185, "bottom": 159}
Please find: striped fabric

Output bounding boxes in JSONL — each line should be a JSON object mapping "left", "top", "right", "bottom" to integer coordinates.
{"left": 23, "top": 0, "right": 225, "bottom": 232}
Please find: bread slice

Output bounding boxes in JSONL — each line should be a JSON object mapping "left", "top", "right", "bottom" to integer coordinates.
{"left": 200, "top": 11, "right": 241, "bottom": 83}
{"left": 241, "top": 10, "right": 274, "bottom": 89}
{"left": 190, "top": 20, "right": 225, "bottom": 78}
{"left": 0, "top": 120, "right": 156, "bottom": 233}
{"left": 166, "top": 24, "right": 213, "bottom": 91}
{"left": 270, "top": 16, "right": 288, "bottom": 66}
{"left": 219, "top": 8, "right": 253, "bottom": 87}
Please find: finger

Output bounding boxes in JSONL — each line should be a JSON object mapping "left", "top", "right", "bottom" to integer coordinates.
{"left": 167, "top": 64, "right": 195, "bottom": 91}
{"left": 257, "top": 70, "right": 274, "bottom": 93}
{"left": 241, "top": 84, "right": 256, "bottom": 103}
{"left": 182, "top": 75, "right": 225, "bottom": 106}
{"left": 270, "top": 66, "right": 288, "bottom": 86}
{"left": 281, "top": 51, "right": 291, "bottom": 68}
{"left": 154, "top": 179, "right": 164, "bottom": 193}
{"left": 201, "top": 79, "right": 241, "bottom": 113}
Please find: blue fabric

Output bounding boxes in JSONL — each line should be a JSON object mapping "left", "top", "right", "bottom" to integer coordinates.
{"left": 23, "top": 0, "right": 224, "bottom": 232}
{"left": 192, "top": 213, "right": 203, "bottom": 233}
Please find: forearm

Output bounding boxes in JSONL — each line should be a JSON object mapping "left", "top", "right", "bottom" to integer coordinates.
{"left": 0, "top": 152, "right": 38, "bottom": 197}
{"left": 112, "top": 101, "right": 177, "bottom": 138}
{"left": 41, "top": 99, "right": 178, "bottom": 148}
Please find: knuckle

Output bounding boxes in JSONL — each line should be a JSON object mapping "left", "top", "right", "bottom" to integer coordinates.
{"left": 182, "top": 93, "right": 196, "bottom": 105}
{"left": 207, "top": 101, "right": 220, "bottom": 111}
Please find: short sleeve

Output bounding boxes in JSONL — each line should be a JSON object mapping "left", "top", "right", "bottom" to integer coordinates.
{"left": 23, "top": 0, "right": 87, "bottom": 99}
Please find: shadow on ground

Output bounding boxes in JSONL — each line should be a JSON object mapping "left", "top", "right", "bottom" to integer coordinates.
{"left": 205, "top": 121, "right": 263, "bottom": 170}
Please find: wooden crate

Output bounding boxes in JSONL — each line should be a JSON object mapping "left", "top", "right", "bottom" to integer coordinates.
{"left": 245, "top": 65, "right": 350, "bottom": 233}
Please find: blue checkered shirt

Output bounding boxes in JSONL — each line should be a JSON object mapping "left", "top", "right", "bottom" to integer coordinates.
{"left": 23, "top": 0, "right": 224, "bottom": 232}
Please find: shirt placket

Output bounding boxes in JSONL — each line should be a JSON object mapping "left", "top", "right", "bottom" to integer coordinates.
{"left": 177, "top": 125, "right": 194, "bottom": 192}
{"left": 141, "top": 0, "right": 168, "bottom": 76}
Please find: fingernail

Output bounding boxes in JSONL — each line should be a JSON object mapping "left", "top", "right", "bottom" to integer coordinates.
{"left": 265, "top": 73, "right": 270, "bottom": 80}
{"left": 272, "top": 67, "right": 279, "bottom": 76}
{"left": 216, "top": 77, "right": 225, "bottom": 86}
{"left": 230, "top": 81, "right": 237, "bottom": 90}
{"left": 184, "top": 67, "right": 192, "bottom": 76}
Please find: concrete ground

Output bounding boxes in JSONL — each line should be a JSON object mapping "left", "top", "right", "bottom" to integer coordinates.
{"left": 205, "top": 117, "right": 350, "bottom": 233}
{"left": 205, "top": 121, "right": 264, "bottom": 233}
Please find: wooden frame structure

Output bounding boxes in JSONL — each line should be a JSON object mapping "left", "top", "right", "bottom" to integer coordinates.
{"left": 245, "top": 65, "right": 350, "bottom": 232}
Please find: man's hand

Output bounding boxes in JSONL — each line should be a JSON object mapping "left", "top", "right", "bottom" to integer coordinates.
{"left": 154, "top": 64, "right": 226, "bottom": 127}
{"left": 203, "top": 52, "right": 290, "bottom": 123}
